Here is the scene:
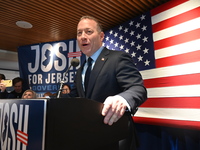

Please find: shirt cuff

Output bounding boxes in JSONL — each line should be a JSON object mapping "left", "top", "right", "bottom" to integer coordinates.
{"left": 115, "top": 95, "right": 131, "bottom": 111}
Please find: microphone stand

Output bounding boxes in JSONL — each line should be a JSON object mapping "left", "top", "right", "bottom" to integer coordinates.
{"left": 57, "top": 64, "right": 72, "bottom": 98}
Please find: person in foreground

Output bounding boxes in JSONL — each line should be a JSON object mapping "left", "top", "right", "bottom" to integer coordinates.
{"left": 22, "top": 89, "right": 37, "bottom": 99}
{"left": 69, "top": 16, "right": 147, "bottom": 150}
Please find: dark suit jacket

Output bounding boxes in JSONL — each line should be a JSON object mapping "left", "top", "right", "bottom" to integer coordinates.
{"left": 69, "top": 47, "right": 147, "bottom": 150}
{"left": 70, "top": 47, "right": 147, "bottom": 114}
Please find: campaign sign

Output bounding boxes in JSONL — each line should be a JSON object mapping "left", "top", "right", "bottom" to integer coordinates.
{"left": 18, "top": 39, "right": 84, "bottom": 98}
{"left": 0, "top": 99, "right": 47, "bottom": 150}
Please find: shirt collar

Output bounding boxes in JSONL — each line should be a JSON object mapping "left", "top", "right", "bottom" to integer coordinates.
{"left": 86, "top": 46, "right": 104, "bottom": 62}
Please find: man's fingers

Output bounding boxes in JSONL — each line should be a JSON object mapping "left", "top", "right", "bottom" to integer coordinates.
{"left": 102, "top": 96, "right": 114, "bottom": 116}
{"left": 102, "top": 96, "right": 127, "bottom": 125}
{"left": 108, "top": 113, "right": 117, "bottom": 125}
{"left": 103, "top": 108, "right": 113, "bottom": 124}
{"left": 113, "top": 105, "right": 126, "bottom": 123}
{"left": 102, "top": 102, "right": 111, "bottom": 116}
{"left": 104, "top": 104, "right": 126, "bottom": 125}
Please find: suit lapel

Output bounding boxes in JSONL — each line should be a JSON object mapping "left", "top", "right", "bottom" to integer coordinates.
{"left": 86, "top": 48, "right": 109, "bottom": 98}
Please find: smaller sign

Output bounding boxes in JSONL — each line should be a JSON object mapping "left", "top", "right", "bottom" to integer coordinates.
{"left": 0, "top": 99, "right": 47, "bottom": 150}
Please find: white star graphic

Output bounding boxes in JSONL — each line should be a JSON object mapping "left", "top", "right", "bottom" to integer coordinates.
{"left": 124, "top": 28, "right": 128, "bottom": 33}
{"left": 120, "top": 45, "right": 124, "bottom": 50}
{"left": 130, "top": 31, "right": 135, "bottom": 36}
{"left": 114, "top": 32, "right": 118, "bottom": 37}
{"left": 119, "top": 26, "right": 123, "bottom": 31}
{"left": 131, "top": 52, "right": 136, "bottom": 57}
{"left": 141, "top": 25, "right": 147, "bottom": 31}
{"left": 125, "top": 48, "right": 130, "bottom": 53}
{"left": 114, "top": 42, "right": 119, "bottom": 47}
{"left": 138, "top": 55, "right": 143, "bottom": 61}
{"left": 129, "top": 21, "right": 134, "bottom": 26}
{"left": 119, "top": 35, "right": 123, "bottom": 40}
{"left": 142, "top": 36, "right": 148, "bottom": 43}
{"left": 135, "top": 22, "right": 140, "bottom": 28}
{"left": 105, "top": 36, "right": 109, "bottom": 41}
{"left": 130, "top": 41, "right": 135, "bottom": 47}
{"left": 140, "top": 15, "right": 146, "bottom": 21}
{"left": 136, "top": 44, "right": 142, "bottom": 50}
{"left": 124, "top": 38, "right": 129, "bottom": 43}
{"left": 136, "top": 34, "right": 141, "bottom": 39}
{"left": 110, "top": 39, "right": 114, "bottom": 44}
{"left": 144, "top": 60, "right": 150, "bottom": 66}
{"left": 143, "top": 48, "right": 149, "bottom": 54}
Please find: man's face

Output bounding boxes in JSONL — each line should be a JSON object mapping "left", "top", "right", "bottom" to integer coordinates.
{"left": 77, "top": 19, "right": 104, "bottom": 56}
{"left": 14, "top": 81, "right": 22, "bottom": 93}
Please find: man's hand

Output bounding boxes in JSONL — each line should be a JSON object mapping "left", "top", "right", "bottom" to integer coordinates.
{"left": 102, "top": 96, "right": 127, "bottom": 126}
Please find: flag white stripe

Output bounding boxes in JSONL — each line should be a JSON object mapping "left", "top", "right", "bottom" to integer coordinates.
{"left": 140, "top": 61, "right": 200, "bottom": 79}
{"left": 153, "top": 17, "right": 200, "bottom": 41}
{"left": 147, "top": 85, "right": 200, "bottom": 98}
{"left": 17, "top": 136, "right": 28, "bottom": 144}
{"left": 135, "top": 107, "right": 200, "bottom": 122}
{"left": 151, "top": 0, "right": 200, "bottom": 24}
{"left": 155, "top": 39, "right": 200, "bottom": 59}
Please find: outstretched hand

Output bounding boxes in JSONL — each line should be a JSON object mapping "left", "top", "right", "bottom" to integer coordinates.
{"left": 102, "top": 96, "right": 127, "bottom": 126}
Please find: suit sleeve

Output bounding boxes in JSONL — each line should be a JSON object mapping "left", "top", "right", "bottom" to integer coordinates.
{"left": 116, "top": 52, "right": 147, "bottom": 114}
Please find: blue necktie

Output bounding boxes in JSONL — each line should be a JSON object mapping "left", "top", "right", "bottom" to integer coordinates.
{"left": 84, "top": 57, "right": 93, "bottom": 94}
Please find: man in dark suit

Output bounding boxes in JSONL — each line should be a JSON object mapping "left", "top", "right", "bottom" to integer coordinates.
{"left": 70, "top": 16, "right": 147, "bottom": 150}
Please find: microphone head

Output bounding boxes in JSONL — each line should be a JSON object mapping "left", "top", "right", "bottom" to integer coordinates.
{"left": 71, "top": 58, "right": 80, "bottom": 67}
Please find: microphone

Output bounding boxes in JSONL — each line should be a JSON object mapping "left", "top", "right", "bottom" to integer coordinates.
{"left": 57, "top": 58, "right": 80, "bottom": 98}
{"left": 71, "top": 58, "right": 80, "bottom": 67}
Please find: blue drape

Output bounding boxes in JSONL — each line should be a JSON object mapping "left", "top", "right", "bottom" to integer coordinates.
{"left": 135, "top": 123, "right": 200, "bottom": 150}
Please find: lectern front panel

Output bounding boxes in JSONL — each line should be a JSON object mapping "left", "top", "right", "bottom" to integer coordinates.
{"left": 0, "top": 99, "right": 47, "bottom": 150}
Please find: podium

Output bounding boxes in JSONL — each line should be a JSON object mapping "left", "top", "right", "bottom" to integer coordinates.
{"left": 0, "top": 98, "right": 129, "bottom": 150}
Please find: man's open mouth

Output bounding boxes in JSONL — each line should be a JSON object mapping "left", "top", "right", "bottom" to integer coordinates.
{"left": 82, "top": 44, "right": 88, "bottom": 46}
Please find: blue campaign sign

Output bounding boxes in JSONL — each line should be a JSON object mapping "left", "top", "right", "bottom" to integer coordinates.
{"left": 0, "top": 99, "right": 47, "bottom": 150}
{"left": 18, "top": 39, "right": 85, "bottom": 97}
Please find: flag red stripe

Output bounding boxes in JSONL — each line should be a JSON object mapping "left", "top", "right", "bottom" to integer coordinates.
{"left": 17, "top": 130, "right": 28, "bottom": 136}
{"left": 16, "top": 137, "right": 28, "bottom": 146}
{"left": 155, "top": 50, "right": 200, "bottom": 68}
{"left": 152, "top": 7, "right": 200, "bottom": 33}
{"left": 151, "top": 0, "right": 188, "bottom": 16}
{"left": 154, "top": 28, "right": 200, "bottom": 50}
{"left": 133, "top": 117, "right": 200, "bottom": 130}
{"left": 68, "top": 54, "right": 81, "bottom": 57}
{"left": 144, "top": 73, "right": 200, "bottom": 88}
{"left": 140, "top": 97, "right": 200, "bottom": 108}
{"left": 67, "top": 52, "right": 82, "bottom": 57}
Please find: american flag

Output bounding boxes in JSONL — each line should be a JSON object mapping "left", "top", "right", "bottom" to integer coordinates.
{"left": 17, "top": 130, "right": 28, "bottom": 146}
{"left": 103, "top": 0, "right": 200, "bottom": 130}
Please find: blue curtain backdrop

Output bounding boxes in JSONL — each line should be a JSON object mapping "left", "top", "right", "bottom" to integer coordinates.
{"left": 135, "top": 123, "right": 200, "bottom": 150}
